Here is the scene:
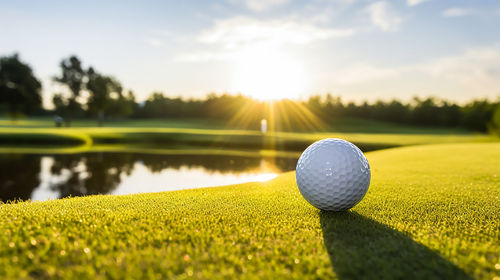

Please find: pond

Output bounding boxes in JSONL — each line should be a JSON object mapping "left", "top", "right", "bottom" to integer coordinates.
{"left": 0, "top": 152, "right": 299, "bottom": 202}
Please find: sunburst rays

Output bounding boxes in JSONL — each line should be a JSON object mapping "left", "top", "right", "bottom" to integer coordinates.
{"left": 220, "top": 97, "right": 326, "bottom": 151}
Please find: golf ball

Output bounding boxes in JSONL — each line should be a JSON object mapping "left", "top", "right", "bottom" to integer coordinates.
{"left": 295, "top": 138, "right": 371, "bottom": 211}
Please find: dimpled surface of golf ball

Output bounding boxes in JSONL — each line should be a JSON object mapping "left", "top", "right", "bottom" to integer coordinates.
{"left": 296, "top": 138, "right": 371, "bottom": 211}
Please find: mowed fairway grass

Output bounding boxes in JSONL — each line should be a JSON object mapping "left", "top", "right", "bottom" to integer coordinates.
{"left": 0, "top": 143, "right": 498, "bottom": 279}
{"left": 0, "top": 117, "right": 496, "bottom": 152}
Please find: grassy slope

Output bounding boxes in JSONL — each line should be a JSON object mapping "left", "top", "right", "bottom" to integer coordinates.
{"left": 0, "top": 143, "right": 498, "bottom": 279}
{"left": 0, "top": 117, "right": 473, "bottom": 133}
{"left": 0, "top": 117, "right": 495, "bottom": 152}
{"left": 0, "top": 118, "right": 229, "bottom": 130}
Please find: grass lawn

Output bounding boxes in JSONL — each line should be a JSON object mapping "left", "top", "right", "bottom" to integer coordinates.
{"left": 0, "top": 143, "right": 498, "bottom": 279}
{"left": 0, "top": 117, "right": 475, "bottom": 134}
{"left": 0, "top": 118, "right": 230, "bottom": 130}
{"left": 0, "top": 117, "right": 496, "bottom": 152}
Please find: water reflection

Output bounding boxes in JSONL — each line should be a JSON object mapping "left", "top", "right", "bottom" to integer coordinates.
{"left": 0, "top": 152, "right": 298, "bottom": 202}
{"left": 0, "top": 154, "right": 41, "bottom": 201}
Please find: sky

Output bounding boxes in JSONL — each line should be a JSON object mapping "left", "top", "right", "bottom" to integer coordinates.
{"left": 1, "top": 0, "right": 499, "bottom": 107}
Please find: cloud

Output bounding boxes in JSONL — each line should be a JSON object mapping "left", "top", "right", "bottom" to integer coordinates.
{"left": 198, "top": 17, "right": 354, "bottom": 49}
{"left": 420, "top": 44, "right": 500, "bottom": 89}
{"left": 407, "top": 0, "right": 430, "bottom": 7}
{"left": 365, "top": 1, "right": 403, "bottom": 32}
{"left": 321, "top": 44, "right": 500, "bottom": 99}
{"left": 229, "top": 0, "right": 288, "bottom": 12}
{"left": 338, "top": 45, "right": 500, "bottom": 89}
{"left": 175, "top": 16, "right": 355, "bottom": 62}
{"left": 442, "top": 8, "right": 471, "bottom": 17}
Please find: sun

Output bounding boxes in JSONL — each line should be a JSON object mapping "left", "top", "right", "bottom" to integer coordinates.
{"left": 230, "top": 49, "right": 308, "bottom": 100}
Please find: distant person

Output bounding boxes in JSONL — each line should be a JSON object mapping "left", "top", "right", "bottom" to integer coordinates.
{"left": 54, "top": 115, "right": 63, "bottom": 127}
{"left": 261, "top": 119, "right": 267, "bottom": 134}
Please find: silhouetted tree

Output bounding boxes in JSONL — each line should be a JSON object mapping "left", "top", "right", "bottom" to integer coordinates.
{"left": 324, "top": 94, "right": 344, "bottom": 118}
{"left": 86, "top": 68, "right": 122, "bottom": 126}
{"left": 107, "top": 90, "right": 137, "bottom": 118}
{"left": 306, "top": 95, "right": 323, "bottom": 115}
{"left": 52, "top": 93, "right": 67, "bottom": 116}
{"left": 488, "top": 104, "right": 500, "bottom": 135}
{"left": 384, "top": 100, "right": 410, "bottom": 123}
{"left": 411, "top": 97, "right": 441, "bottom": 125}
{"left": 53, "top": 55, "right": 85, "bottom": 126}
{"left": 0, "top": 54, "right": 42, "bottom": 120}
{"left": 461, "top": 100, "right": 496, "bottom": 132}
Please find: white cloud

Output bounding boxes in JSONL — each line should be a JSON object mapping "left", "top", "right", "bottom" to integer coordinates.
{"left": 198, "top": 17, "right": 354, "bottom": 49}
{"left": 442, "top": 8, "right": 471, "bottom": 17}
{"left": 420, "top": 45, "right": 500, "bottom": 89}
{"left": 175, "top": 16, "right": 355, "bottom": 62}
{"left": 407, "top": 0, "right": 430, "bottom": 7}
{"left": 318, "top": 45, "right": 500, "bottom": 100}
{"left": 298, "top": 0, "right": 357, "bottom": 24}
{"left": 230, "top": 0, "right": 288, "bottom": 12}
{"left": 365, "top": 1, "right": 403, "bottom": 32}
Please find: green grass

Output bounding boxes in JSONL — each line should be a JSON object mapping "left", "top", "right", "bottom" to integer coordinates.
{"left": 0, "top": 118, "right": 230, "bottom": 130}
{"left": 0, "top": 143, "right": 498, "bottom": 279}
{"left": 0, "top": 117, "right": 496, "bottom": 152}
{"left": 0, "top": 117, "right": 473, "bottom": 133}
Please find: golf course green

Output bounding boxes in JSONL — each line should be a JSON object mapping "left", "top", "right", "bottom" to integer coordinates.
{"left": 3, "top": 1, "right": 500, "bottom": 278}
{"left": 0, "top": 118, "right": 496, "bottom": 153}
{"left": 0, "top": 142, "right": 498, "bottom": 279}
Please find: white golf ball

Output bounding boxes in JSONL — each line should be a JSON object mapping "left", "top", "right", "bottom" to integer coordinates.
{"left": 295, "top": 138, "right": 371, "bottom": 211}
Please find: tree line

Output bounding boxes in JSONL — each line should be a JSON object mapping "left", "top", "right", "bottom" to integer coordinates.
{"left": 1, "top": 53, "right": 499, "bottom": 133}
{"left": 136, "top": 93, "right": 500, "bottom": 133}
{"left": 0, "top": 54, "right": 137, "bottom": 126}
